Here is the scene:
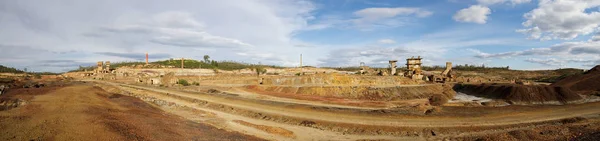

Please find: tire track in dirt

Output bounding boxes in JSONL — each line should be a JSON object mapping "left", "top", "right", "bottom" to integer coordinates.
{"left": 100, "top": 80, "right": 600, "bottom": 128}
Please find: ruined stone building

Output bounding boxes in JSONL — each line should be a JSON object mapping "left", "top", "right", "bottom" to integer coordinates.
{"left": 96, "top": 61, "right": 104, "bottom": 73}
{"left": 405, "top": 56, "right": 423, "bottom": 79}
{"left": 389, "top": 60, "right": 398, "bottom": 75}
{"left": 429, "top": 62, "right": 455, "bottom": 82}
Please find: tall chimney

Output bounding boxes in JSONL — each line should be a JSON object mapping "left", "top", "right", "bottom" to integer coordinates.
{"left": 145, "top": 52, "right": 149, "bottom": 65}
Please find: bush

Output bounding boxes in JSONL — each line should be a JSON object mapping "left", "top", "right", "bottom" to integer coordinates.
{"left": 192, "top": 82, "right": 200, "bottom": 86}
{"left": 177, "top": 79, "right": 190, "bottom": 86}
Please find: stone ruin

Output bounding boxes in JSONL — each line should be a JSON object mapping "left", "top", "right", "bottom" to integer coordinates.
{"left": 389, "top": 60, "right": 398, "bottom": 75}
{"left": 82, "top": 61, "right": 117, "bottom": 79}
{"left": 359, "top": 62, "right": 375, "bottom": 75}
{"left": 96, "top": 61, "right": 104, "bottom": 73}
{"left": 356, "top": 56, "right": 458, "bottom": 82}
{"left": 94, "top": 61, "right": 113, "bottom": 74}
{"left": 405, "top": 56, "right": 423, "bottom": 80}
{"left": 428, "top": 62, "right": 456, "bottom": 83}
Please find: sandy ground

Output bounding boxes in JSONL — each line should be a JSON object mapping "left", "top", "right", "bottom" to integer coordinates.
{"left": 92, "top": 80, "right": 600, "bottom": 140}
{"left": 102, "top": 80, "right": 600, "bottom": 127}
{"left": 2, "top": 78, "right": 599, "bottom": 140}
{"left": 0, "top": 82, "right": 263, "bottom": 141}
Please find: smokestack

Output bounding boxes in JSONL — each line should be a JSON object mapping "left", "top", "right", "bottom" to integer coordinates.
{"left": 145, "top": 52, "right": 149, "bottom": 65}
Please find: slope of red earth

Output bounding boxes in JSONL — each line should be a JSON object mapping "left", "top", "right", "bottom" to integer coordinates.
{"left": 552, "top": 65, "right": 600, "bottom": 95}
{"left": 0, "top": 82, "right": 264, "bottom": 141}
{"left": 454, "top": 83, "right": 582, "bottom": 105}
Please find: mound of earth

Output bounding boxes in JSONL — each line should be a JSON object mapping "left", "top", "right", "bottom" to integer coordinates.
{"left": 551, "top": 65, "right": 600, "bottom": 95}
{"left": 247, "top": 84, "right": 455, "bottom": 101}
{"left": 454, "top": 83, "right": 582, "bottom": 105}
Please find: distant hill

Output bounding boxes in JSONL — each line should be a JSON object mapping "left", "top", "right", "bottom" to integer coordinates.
{"left": 0, "top": 65, "right": 25, "bottom": 73}
{"left": 68, "top": 59, "right": 282, "bottom": 72}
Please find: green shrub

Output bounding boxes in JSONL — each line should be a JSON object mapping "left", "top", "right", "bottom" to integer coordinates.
{"left": 177, "top": 79, "right": 190, "bottom": 86}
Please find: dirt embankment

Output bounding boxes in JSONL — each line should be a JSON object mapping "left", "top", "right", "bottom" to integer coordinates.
{"left": 454, "top": 83, "right": 582, "bottom": 105}
{"left": 247, "top": 84, "right": 455, "bottom": 101}
{"left": 552, "top": 65, "right": 600, "bottom": 95}
{"left": 100, "top": 81, "right": 600, "bottom": 140}
{"left": 261, "top": 73, "right": 420, "bottom": 86}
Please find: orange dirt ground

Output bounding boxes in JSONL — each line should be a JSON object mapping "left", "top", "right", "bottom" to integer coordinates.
{"left": 0, "top": 82, "right": 263, "bottom": 141}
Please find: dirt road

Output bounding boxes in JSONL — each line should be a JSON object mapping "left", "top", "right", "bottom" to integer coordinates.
{"left": 101, "top": 81, "right": 600, "bottom": 128}
{"left": 0, "top": 83, "right": 263, "bottom": 141}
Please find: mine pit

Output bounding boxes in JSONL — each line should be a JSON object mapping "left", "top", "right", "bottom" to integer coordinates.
{"left": 2, "top": 57, "right": 599, "bottom": 140}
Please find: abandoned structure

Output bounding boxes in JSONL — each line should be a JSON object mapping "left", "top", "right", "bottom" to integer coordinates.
{"left": 105, "top": 61, "right": 111, "bottom": 71}
{"left": 96, "top": 61, "right": 104, "bottom": 73}
{"left": 428, "top": 62, "right": 455, "bottom": 83}
{"left": 389, "top": 60, "right": 397, "bottom": 75}
{"left": 405, "top": 56, "right": 423, "bottom": 80}
{"left": 91, "top": 61, "right": 114, "bottom": 75}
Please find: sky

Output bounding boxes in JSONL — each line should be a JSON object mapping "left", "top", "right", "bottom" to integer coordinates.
{"left": 1, "top": 0, "right": 600, "bottom": 72}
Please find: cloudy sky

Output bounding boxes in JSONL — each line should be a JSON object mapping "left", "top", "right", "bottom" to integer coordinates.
{"left": 1, "top": 0, "right": 600, "bottom": 72}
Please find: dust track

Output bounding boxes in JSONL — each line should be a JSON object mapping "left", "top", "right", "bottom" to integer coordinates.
{"left": 97, "top": 80, "right": 600, "bottom": 128}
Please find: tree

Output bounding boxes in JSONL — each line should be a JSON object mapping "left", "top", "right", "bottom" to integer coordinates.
{"left": 203, "top": 55, "right": 210, "bottom": 63}
{"left": 254, "top": 66, "right": 267, "bottom": 77}
{"left": 177, "top": 79, "right": 190, "bottom": 86}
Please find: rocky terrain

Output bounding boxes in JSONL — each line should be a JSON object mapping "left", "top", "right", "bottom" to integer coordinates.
{"left": 1, "top": 65, "right": 599, "bottom": 140}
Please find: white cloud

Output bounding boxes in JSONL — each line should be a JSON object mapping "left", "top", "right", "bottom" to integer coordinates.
{"left": 318, "top": 31, "right": 519, "bottom": 67}
{"left": 524, "top": 58, "right": 563, "bottom": 66}
{"left": 306, "top": 7, "right": 432, "bottom": 31}
{"left": 0, "top": 0, "right": 319, "bottom": 72}
{"left": 517, "top": 0, "right": 600, "bottom": 40}
{"left": 153, "top": 11, "right": 205, "bottom": 29}
{"left": 377, "top": 39, "right": 396, "bottom": 44}
{"left": 149, "top": 27, "right": 253, "bottom": 48}
{"left": 354, "top": 7, "right": 433, "bottom": 19}
{"left": 97, "top": 11, "right": 253, "bottom": 48}
{"left": 477, "top": 0, "right": 532, "bottom": 5}
{"left": 453, "top": 5, "right": 491, "bottom": 24}
{"left": 352, "top": 7, "right": 432, "bottom": 29}
{"left": 454, "top": 0, "right": 530, "bottom": 24}
{"left": 472, "top": 35, "right": 600, "bottom": 67}
{"left": 524, "top": 58, "right": 600, "bottom": 67}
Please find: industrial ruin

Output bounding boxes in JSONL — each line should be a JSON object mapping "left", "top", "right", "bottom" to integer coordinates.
{"left": 79, "top": 54, "right": 464, "bottom": 86}
{"left": 3, "top": 52, "right": 599, "bottom": 141}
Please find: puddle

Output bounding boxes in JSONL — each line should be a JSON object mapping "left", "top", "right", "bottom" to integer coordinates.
{"left": 449, "top": 92, "right": 492, "bottom": 103}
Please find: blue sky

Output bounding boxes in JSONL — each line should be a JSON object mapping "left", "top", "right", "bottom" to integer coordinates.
{"left": 1, "top": 0, "right": 599, "bottom": 72}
